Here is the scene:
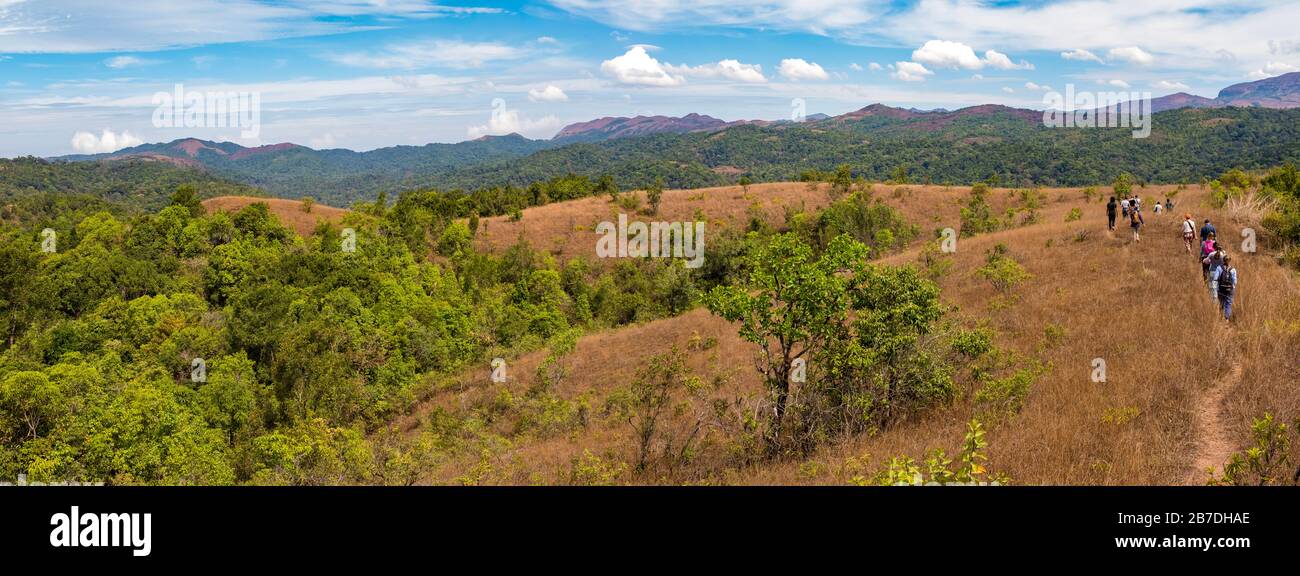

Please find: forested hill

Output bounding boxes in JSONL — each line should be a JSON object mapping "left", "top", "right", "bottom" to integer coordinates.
{"left": 427, "top": 106, "right": 1300, "bottom": 193}
{"left": 57, "top": 134, "right": 554, "bottom": 207}
{"left": 37, "top": 106, "right": 1300, "bottom": 207}
{"left": 0, "top": 156, "right": 262, "bottom": 213}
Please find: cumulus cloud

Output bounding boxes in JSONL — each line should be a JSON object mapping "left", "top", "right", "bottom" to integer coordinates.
{"left": 600, "top": 46, "right": 684, "bottom": 86}
{"left": 912, "top": 40, "right": 983, "bottom": 69}
{"left": 1106, "top": 79, "right": 1131, "bottom": 88}
{"left": 1001, "top": 86, "right": 1014, "bottom": 93}
{"left": 666, "top": 59, "right": 767, "bottom": 83}
{"left": 527, "top": 85, "right": 569, "bottom": 102}
{"left": 911, "top": 40, "right": 1031, "bottom": 71}
{"left": 849, "top": 62, "right": 863, "bottom": 71}
{"left": 71, "top": 129, "right": 143, "bottom": 153}
{"left": 1247, "top": 61, "right": 1299, "bottom": 80}
{"left": 1154, "top": 80, "right": 1191, "bottom": 91}
{"left": 777, "top": 58, "right": 828, "bottom": 81}
{"left": 891, "top": 61, "right": 932, "bottom": 82}
{"left": 1061, "top": 48, "right": 1104, "bottom": 63}
{"left": 467, "top": 98, "right": 561, "bottom": 138}
{"left": 983, "top": 49, "right": 1034, "bottom": 70}
{"left": 868, "top": 62, "right": 883, "bottom": 71}
{"left": 1107, "top": 46, "right": 1155, "bottom": 66}
{"left": 1025, "top": 81, "right": 1053, "bottom": 92}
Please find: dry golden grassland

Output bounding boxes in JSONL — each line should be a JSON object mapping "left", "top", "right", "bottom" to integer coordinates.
{"left": 201, "top": 195, "right": 350, "bottom": 237}
{"left": 396, "top": 182, "right": 1300, "bottom": 485}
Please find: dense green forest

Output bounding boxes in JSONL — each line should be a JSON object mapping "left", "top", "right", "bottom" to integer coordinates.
{"left": 1, "top": 157, "right": 261, "bottom": 211}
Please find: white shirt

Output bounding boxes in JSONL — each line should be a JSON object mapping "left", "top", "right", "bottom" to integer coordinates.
{"left": 1183, "top": 219, "right": 1195, "bottom": 234}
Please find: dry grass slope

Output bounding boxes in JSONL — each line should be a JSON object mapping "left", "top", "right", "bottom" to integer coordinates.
{"left": 398, "top": 182, "right": 1300, "bottom": 485}
{"left": 201, "top": 196, "right": 350, "bottom": 237}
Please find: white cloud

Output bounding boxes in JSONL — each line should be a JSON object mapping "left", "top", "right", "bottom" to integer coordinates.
{"left": 70, "top": 128, "right": 142, "bottom": 153}
{"left": 1001, "top": 86, "right": 1014, "bottom": 93}
{"left": 1106, "top": 79, "right": 1131, "bottom": 88}
{"left": 971, "top": 74, "right": 983, "bottom": 80}
{"left": 1061, "top": 48, "right": 1104, "bottom": 63}
{"left": 600, "top": 46, "right": 684, "bottom": 86}
{"left": 467, "top": 98, "right": 561, "bottom": 138}
{"left": 891, "top": 61, "right": 932, "bottom": 82}
{"left": 0, "top": 1, "right": 505, "bottom": 53}
{"left": 1107, "top": 46, "right": 1155, "bottom": 66}
{"left": 105, "top": 55, "right": 155, "bottom": 69}
{"left": 868, "top": 62, "right": 883, "bottom": 71}
{"left": 1153, "top": 80, "right": 1191, "bottom": 91}
{"left": 330, "top": 40, "right": 523, "bottom": 69}
{"left": 849, "top": 62, "right": 864, "bottom": 71}
{"left": 912, "top": 39, "right": 984, "bottom": 69}
{"left": 983, "top": 49, "right": 1033, "bottom": 70}
{"left": 777, "top": 58, "right": 828, "bottom": 81}
{"left": 536, "top": 36, "right": 558, "bottom": 44}
{"left": 911, "top": 40, "right": 1031, "bottom": 71}
{"left": 1025, "top": 81, "right": 1052, "bottom": 92}
{"left": 1247, "top": 61, "right": 1299, "bottom": 80}
{"left": 527, "top": 84, "right": 569, "bottom": 102}
{"left": 666, "top": 59, "right": 767, "bottom": 83}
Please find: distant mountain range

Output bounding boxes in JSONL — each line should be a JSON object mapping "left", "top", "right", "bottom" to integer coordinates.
{"left": 43, "top": 72, "right": 1300, "bottom": 206}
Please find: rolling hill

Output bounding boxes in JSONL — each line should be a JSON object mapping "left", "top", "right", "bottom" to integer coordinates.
{"left": 393, "top": 180, "right": 1300, "bottom": 485}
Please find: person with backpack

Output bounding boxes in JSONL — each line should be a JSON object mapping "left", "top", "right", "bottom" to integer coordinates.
{"left": 1182, "top": 214, "right": 1197, "bottom": 253}
{"left": 1121, "top": 197, "right": 1131, "bottom": 219}
{"left": 1204, "top": 241, "right": 1226, "bottom": 301}
{"left": 1165, "top": 198, "right": 1174, "bottom": 212}
{"left": 1214, "top": 255, "right": 1238, "bottom": 321}
{"left": 1129, "top": 204, "right": 1144, "bottom": 242}
{"left": 1106, "top": 197, "right": 1118, "bottom": 230}
{"left": 1201, "top": 233, "right": 1216, "bottom": 281}
{"left": 1153, "top": 201, "right": 1163, "bottom": 215}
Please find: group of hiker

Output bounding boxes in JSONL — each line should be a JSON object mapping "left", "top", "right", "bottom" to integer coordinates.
{"left": 1185, "top": 215, "right": 1239, "bottom": 321}
{"left": 1106, "top": 194, "right": 1174, "bottom": 242}
{"left": 1106, "top": 194, "right": 1238, "bottom": 321}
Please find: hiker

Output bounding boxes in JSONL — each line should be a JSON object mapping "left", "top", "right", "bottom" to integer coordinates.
{"left": 1181, "top": 214, "right": 1197, "bottom": 253}
{"left": 1214, "top": 255, "right": 1238, "bottom": 321}
{"left": 1165, "top": 198, "right": 1174, "bottom": 212}
{"left": 1201, "top": 233, "right": 1216, "bottom": 281}
{"left": 1200, "top": 219, "right": 1217, "bottom": 243}
{"left": 1129, "top": 204, "right": 1144, "bottom": 242}
{"left": 1153, "top": 201, "right": 1163, "bottom": 215}
{"left": 1106, "top": 197, "right": 1118, "bottom": 230}
{"left": 1204, "top": 241, "right": 1226, "bottom": 300}
{"left": 1121, "top": 197, "right": 1131, "bottom": 218}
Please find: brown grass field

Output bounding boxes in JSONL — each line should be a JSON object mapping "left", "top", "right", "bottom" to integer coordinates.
{"left": 201, "top": 195, "right": 350, "bottom": 236}
{"left": 394, "top": 181, "right": 1300, "bottom": 485}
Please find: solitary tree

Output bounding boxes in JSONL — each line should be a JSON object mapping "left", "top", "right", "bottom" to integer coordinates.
{"left": 646, "top": 177, "right": 665, "bottom": 215}
{"left": 704, "top": 233, "right": 866, "bottom": 445}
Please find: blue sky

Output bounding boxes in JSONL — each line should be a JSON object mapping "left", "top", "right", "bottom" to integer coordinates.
{"left": 1, "top": 0, "right": 1298, "bottom": 157}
